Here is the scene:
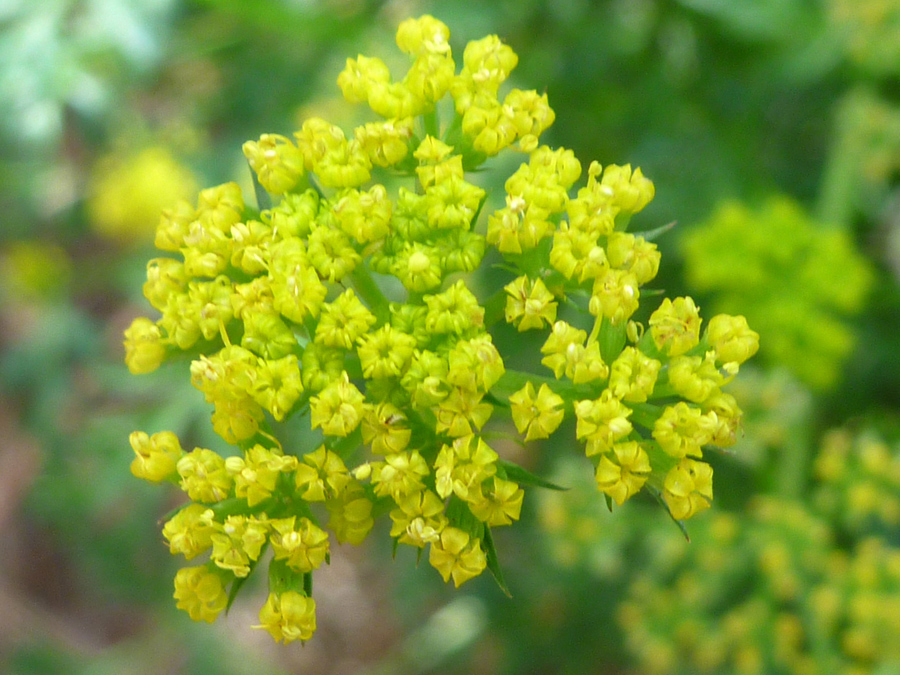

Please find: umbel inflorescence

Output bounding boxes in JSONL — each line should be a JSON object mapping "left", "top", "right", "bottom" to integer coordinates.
{"left": 124, "top": 16, "right": 758, "bottom": 643}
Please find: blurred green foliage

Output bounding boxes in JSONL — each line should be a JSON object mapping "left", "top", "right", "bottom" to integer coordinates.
{"left": 3, "top": 0, "right": 900, "bottom": 673}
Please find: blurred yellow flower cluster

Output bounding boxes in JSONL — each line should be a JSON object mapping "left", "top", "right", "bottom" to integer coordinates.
{"left": 124, "top": 15, "right": 757, "bottom": 643}
{"left": 830, "top": 0, "right": 900, "bottom": 76}
{"left": 619, "top": 426, "right": 900, "bottom": 675}
{"left": 682, "top": 195, "right": 871, "bottom": 389}
{"left": 88, "top": 146, "right": 198, "bottom": 245}
{"left": 0, "top": 240, "right": 71, "bottom": 302}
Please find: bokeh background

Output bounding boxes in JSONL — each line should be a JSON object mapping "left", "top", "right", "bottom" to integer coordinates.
{"left": 3, "top": 0, "right": 900, "bottom": 673}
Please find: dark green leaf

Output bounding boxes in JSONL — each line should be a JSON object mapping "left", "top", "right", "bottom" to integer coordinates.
{"left": 482, "top": 525, "right": 511, "bottom": 598}
{"left": 647, "top": 486, "right": 691, "bottom": 542}
{"left": 497, "top": 459, "right": 568, "bottom": 491}
{"left": 227, "top": 544, "right": 267, "bottom": 612}
{"left": 636, "top": 220, "right": 677, "bottom": 242}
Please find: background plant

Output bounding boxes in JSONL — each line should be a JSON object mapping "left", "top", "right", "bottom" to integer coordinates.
{"left": 2, "top": 1, "right": 900, "bottom": 674}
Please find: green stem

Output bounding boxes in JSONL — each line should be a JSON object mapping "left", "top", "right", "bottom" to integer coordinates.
{"left": 423, "top": 108, "right": 440, "bottom": 139}
{"left": 350, "top": 264, "right": 391, "bottom": 323}
{"left": 775, "top": 410, "right": 813, "bottom": 500}
{"left": 492, "top": 369, "right": 603, "bottom": 406}
{"left": 587, "top": 313, "right": 603, "bottom": 345}
{"left": 598, "top": 317, "right": 627, "bottom": 363}
{"left": 249, "top": 162, "right": 273, "bottom": 211}
{"left": 625, "top": 401, "right": 664, "bottom": 430}
{"left": 482, "top": 286, "right": 508, "bottom": 328}
{"left": 816, "top": 87, "right": 869, "bottom": 230}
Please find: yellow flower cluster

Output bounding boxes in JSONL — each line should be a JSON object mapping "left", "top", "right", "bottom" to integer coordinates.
{"left": 682, "top": 195, "right": 871, "bottom": 389}
{"left": 813, "top": 428, "right": 900, "bottom": 536}
{"left": 830, "top": 0, "right": 900, "bottom": 77}
{"left": 124, "top": 15, "right": 757, "bottom": 642}
{"left": 89, "top": 146, "right": 198, "bottom": 245}
{"left": 620, "top": 492, "right": 900, "bottom": 675}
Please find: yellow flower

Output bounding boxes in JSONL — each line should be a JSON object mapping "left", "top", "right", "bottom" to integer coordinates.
{"left": 129, "top": 430, "right": 183, "bottom": 482}
{"left": 357, "top": 324, "right": 417, "bottom": 379}
{"left": 429, "top": 527, "right": 487, "bottom": 587}
{"left": 425, "top": 174, "right": 486, "bottom": 230}
{"left": 269, "top": 256, "right": 327, "bottom": 324}
{"left": 707, "top": 314, "right": 760, "bottom": 365}
{"left": 162, "top": 504, "right": 215, "bottom": 560}
{"left": 434, "top": 434, "right": 498, "bottom": 501}
{"left": 306, "top": 221, "right": 361, "bottom": 283}
{"left": 590, "top": 269, "right": 640, "bottom": 324}
{"left": 242, "top": 134, "right": 304, "bottom": 194}
{"left": 294, "top": 117, "right": 371, "bottom": 188}
{"left": 173, "top": 565, "right": 228, "bottom": 623}
{"left": 608, "top": 347, "right": 661, "bottom": 403}
{"left": 469, "top": 477, "right": 525, "bottom": 526}
{"left": 225, "top": 445, "right": 296, "bottom": 507}
{"left": 447, "top": 334, "right": 506, "bottom": 392}
{"left": 177, "top": 448, "right": 233, "bottom": 503}
{"left": 209, "top": 515, "right": 268, "bottom": 577}
{"left": 434, "top": 386, "right": 494, "bottom": 437}
{"left": 196, "top": 182, "right": 244, "bottom": 232}
{"left": 361, "top": 402, "right": 413, "bottom": 455}
{"left": 294, "top": 445, "right": 351, "bottom": 502}
{"left": 541, "top": 321, "right": 610, "bottom": 383}
{"left": 574, "top": 390, "right": 634, "bottom": 456}
{"left": 371, "top": 450, "right": 430, "bottom": 500}
{"left": 663, "top": 459, "right": 713, "bottom": 520}
{"left": 124, "top": 15, "right": 763, "bottom": 642}
{"left": 124, "top": 317, "right": 167, "bottom": 375}
{"left": 396, "top": 15, "right": 451, "bottom": 56}
{"left": 649, "top": 296, "right": 702, "bottom": 356}
{"left": 326, "top": 480, "right": 374, "bottom": 544}
{"left": 315, "top": 288, "right": 377, "bottom": 350}
{"left": 338, "top": 54, "right": 391, "bottom": 104}
{"left": 250, "top": 354, "right": 304, "bottom": 421}
{"left": 256, "top": 592, "right": 317, "bottom": 643}
{"left": 607, "top": 232, "right": 660, "bottom": 284}
{"left": 595, "top": 163, "right": 655, "bottom": 215}
{"left": 355, "top": 118, "right": 414, "bottom": 167}
{"left": 509, "top": 381, "right": 565, "bottom": 441}
{"left": 310, "top": 372, "right": 366, "bottom": 437}
{"left": 504, "top": 275, "right": 558, "bottom": 331}
{"left": 424, "top": 280, "right": 485, "bottom": 335}
{"left": 269, "top": 517, "right": 330, "bottom": 573}
{"left": 391, "top": 242, "right": 443, "bottom": 291}
{"left": 667, "top": 352, "right": 726, "bottom": 404}
{"left": 652, "top": 402, "right": 716, "bottom": 459}
{"left": 594, "top": 441, "right": 651, "bottom": 505}
{"left": 487, "top": 194, "right": 554, "bottom": 253}
{"left": 390, "top": 489, "right": 448, "bottom": 547}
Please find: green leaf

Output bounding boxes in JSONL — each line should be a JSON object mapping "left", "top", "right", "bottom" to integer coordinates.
{"left": 636, "top": 220, "right": 677, "bottom": 242}
{"left": 598, "top": 317, "right": 627, "bottom": 364}
{"left": 267, "top": 556, "right": 308, "bottom": 595}
{"left": 226, "top": 543, "right": 268, "bottom": 612}
{"left": 482, "top": 526, "right": 511, "bottom": 598}
{"left": 249, "top": 162, "right": 272, "bottom": 211}
{"left": 646, "top": 486, "right": 691, "bottom": 542}
{"left": 497, "top": 459, "right": 568, "bottom": 491}
{"left": 226, "top": 576, "right": 247, "bottom": 614}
